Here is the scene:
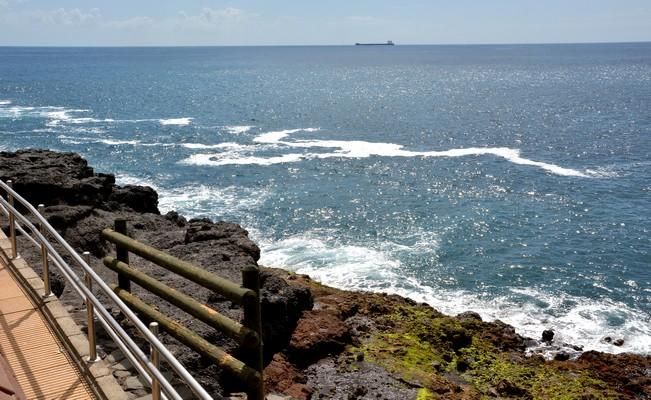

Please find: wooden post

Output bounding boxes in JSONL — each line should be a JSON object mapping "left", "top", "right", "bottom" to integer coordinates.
{"left": 113, "top": 286, "right": 261, "bottom": 386}
{"left": 241, "top": 265, "right": 264, "bottom": 400}
{"left": 114, "top": 219, "right": 131, "bottom": 292}
{"left": 101, "top": 228, "right": 251, "bottom": 303}
{"left": 149, "top": 322, "right": 161, "bottom": 400}
{"left": 102, "top": 256, "right": 258, "bottom": 347}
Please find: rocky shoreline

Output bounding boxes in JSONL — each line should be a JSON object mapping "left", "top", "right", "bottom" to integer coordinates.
{"left": 1, "top": 149, "right": 649, "bottom": 399}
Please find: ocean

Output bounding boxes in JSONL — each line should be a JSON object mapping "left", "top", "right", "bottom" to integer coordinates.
{"left": 1, "top": 44, "right": 649, "bottom": 354}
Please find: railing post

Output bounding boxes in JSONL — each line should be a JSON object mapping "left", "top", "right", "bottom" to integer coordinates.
{"left": 242, "top": 265, "right": 264, "bottom": 400}
{"left": 114, "top": 219, "right": 131, "bottom": 292}
{"left": 149, "top": 322, "right": 161, "bottom": 400}
{"left": 84, "top": 251, "right": 99, "bottom": 362}
{"left": 6, "top": 180, "right": 17, "bottom": 259}
{"left": 37, "top": 204, "right": 53, "bottom": 297}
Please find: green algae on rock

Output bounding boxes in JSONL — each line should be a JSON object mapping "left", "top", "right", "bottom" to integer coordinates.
{"left": 271, "top": 270, "right": 649, "bottom": 399}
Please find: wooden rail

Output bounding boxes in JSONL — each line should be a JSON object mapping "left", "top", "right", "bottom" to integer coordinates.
{"left": 101, "top": 220, "right": 264, "bottom": 400}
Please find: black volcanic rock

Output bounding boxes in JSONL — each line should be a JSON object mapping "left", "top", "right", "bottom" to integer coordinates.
{"left": 3, "top": 149, "right": 649, "bottom": 400}
{"left": 0, "top": 149, "right": 312, "bottom": 397}
{"left": 542, "top": 329, "right": 555, "bottom": 343}
{"left": 185, "top": 220, "right": 261, "bottom": 261}
{"left": 108, "top": 185, "right": 158, "bottom": 214}
{"left": 0, "top": 149, "right": 156, "bottom": 213}
{"left": 259, "top": 272, "right": 314, "bottom": 357}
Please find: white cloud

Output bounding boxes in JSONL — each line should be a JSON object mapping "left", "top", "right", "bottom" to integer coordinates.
{"left": 34, "top": 7, "right": 100, "bottom": 25}
{"left": 199, "top": 7, "right": 244, "bottom": 22}
{"left": 176, "top": 7, "right": 250, "bottom": 30}
{"left": 104, "top": 16, "right": 154, "bottom": 30}
{"left": 176, "top": 7, "right": 247, "bottom": 25}
{"left": 1, "top": 5, "right": 266, "bottom": 46}
{"left": 0, "top": 0, "right": 25, "bottom": 8}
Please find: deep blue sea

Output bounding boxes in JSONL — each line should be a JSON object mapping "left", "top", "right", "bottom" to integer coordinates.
{"left": 1, "top": 44, "right": 650, "bottom": 354}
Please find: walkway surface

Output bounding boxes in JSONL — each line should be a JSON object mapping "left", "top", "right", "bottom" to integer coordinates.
{"left": 0, "top": 252, "right": 96, "bottom": 400}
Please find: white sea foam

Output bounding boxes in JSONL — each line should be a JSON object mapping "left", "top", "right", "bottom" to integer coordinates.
{"left": 57, "top": 134, "right": 92, "bottom": 143}
{"left": 236, "top": 128, "right": 591, "bottom": 177}
{"left": 181, "top": 143, "right": 222, "bottom": 150}
{"left": 180, "top": 142, "right": 248, "bottom": 150}
{"left": 424, "top": 288, "right": 651, "bottom": 356}
{"left": 140, "top": 142, "right": 176, "bottom": 147}
{"left": 225, "top": 125, "right": 254, "bottom": 134}
{"left": 58, "top": 138, "right": 84, "bottom": 145}
{"left": 57, "top": 135, "right": 139, "bottom": 146}
{"left": 1, "top": 105, "right": 92, "bottom": 122}
{"left": 115, "top": 175, "right": 160, "bottom": 189}
{"left": 43, "top": 109, "right": 117, "bottom": 127}
{"left": 0, "top": 106, "right": 37, "bottom": 119}
{"left": 179, "top": 152, "right": 308, "bottom": 166}
{"left": 253, "top": 128, "right": 320, "bottom": 144}
{"left": 69, "top": 127, "right": 107, "bottom": 134}
{"left": 67, "top": 117, "right": 108, "bottom": 124}
{"left": 45, "top": 110, "right": 73, "bottom": 122}
{"left": 156, "top": 184, "right": 269, "bottom": 220}
{"left": 260, "top": 232, "right": 403, "bottom": 290}
{"left": 99, "top": 139, "right": 140, "bottom": 145}
{"left": 58, "top": 134, "right": 177, "bottom": 148}
{"left": 0, "top": 102, "right": 194, "bottom": 129}
{"left": 584, "top": 161, "right": 651, "bottom": 178}
{"left": 260, "top": 232, "right": 651, "bottom": 355}
{"left": 159, "top": 117, "right": 193, "bottom": 126}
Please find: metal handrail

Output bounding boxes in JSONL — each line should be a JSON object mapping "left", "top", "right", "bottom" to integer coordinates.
{"left": 0, "top": 179, "right": 213, "bottom": 400}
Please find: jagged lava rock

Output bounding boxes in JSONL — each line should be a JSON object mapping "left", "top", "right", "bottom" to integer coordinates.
{"left": 263, "top": 353, "right": 312, "bottom": 400}
{"left": 0, "top": 149, "right": 158, "bottom": 213}
{"left": 289, "top": 310, "right": 351, "bottom": 365}
{"left": 1, "top": 149, "right": 314, "bottom": 398}
{"left": 4, "top": 149, "right": 650, "bottom": 399}
{"left": 259, "top": 272, "right": 313, "bottom": 356}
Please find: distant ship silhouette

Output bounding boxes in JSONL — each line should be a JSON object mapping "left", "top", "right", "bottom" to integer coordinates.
{"left": 355, "top": 40, "right": 394, "bottom": 46}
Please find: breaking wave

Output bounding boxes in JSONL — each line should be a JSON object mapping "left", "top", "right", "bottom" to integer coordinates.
{"left": 224, "top": 125, "right": 254, "bottom": 134}
{"left": 180, "top": 128, "right": 591, "bottom": 177}
{"left": 159, "top": 117, "right": 192, "bottom": 126}
{"left": 260, "top": 231, "right": 651, "bottom": 355}
{"left": 57, "top": 135, "right": 140, "bottom": 146}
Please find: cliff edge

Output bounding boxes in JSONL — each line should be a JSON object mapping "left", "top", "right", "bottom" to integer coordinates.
{"left": 1, "top": 149, "right": 648, "bottom": 399}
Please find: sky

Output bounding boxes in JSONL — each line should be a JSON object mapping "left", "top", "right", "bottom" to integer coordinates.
{"left": 1, "top": 0, "right": 650, "bottom": 46}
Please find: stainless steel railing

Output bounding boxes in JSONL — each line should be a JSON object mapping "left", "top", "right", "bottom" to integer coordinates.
{"left": 0, "top": 179, "right": 213, "bottom": 400}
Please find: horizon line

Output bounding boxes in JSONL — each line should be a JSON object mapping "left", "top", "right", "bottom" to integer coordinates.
{"left": 0, "top": 40, "right": 650, "bottom": 48}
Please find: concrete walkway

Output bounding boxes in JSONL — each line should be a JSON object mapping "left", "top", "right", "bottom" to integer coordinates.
{"left": 0, "top": 238, "right": 96, "bottom": 399}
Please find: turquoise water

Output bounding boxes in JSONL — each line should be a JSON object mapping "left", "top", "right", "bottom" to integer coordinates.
{"left": 1, "top": 44, "right": 649, "bottom": 353}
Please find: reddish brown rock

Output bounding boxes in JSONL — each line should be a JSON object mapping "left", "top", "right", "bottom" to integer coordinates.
{"left": 568, "top": 351, "right": 651, "bottom": 399}
{"left": 263, "top": 354, "right": 312, "bottom": 400}
{"left": 476, "top": 319, "right": 526, "bottom": 352}
{"left": 5, "top": 149, "right": 650, "bottom": 400}
{"left": 289, "top": 310, "right": 351, "bottom": 364}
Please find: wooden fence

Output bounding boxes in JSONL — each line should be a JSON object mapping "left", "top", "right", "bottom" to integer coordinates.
{"left": 101, "top": 219, "right": 264, "bottom": 400}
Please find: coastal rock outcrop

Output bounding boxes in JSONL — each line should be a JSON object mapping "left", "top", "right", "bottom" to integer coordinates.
{"left": 2, "top": 149, "right": 649, "bottom": 399}
{"left": 542, "top": 329, "right": 555, "bottom": 343}
{"left": 1, "top": 149, "right": 313, "bottom": 396}
{"left": 0, "top": 149, "right": 157, "bottom": 213}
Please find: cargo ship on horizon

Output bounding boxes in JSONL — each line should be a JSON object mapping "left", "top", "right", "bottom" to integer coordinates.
{"left": 355, "top": 40, "right": 394, "bottom": 46}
